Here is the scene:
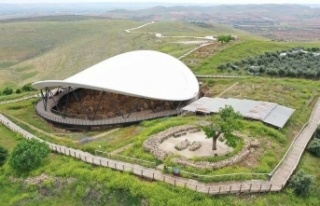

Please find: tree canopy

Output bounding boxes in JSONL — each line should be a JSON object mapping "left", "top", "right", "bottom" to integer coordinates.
{"left": 202, "top": 105, "right": 242, "bottom": 150}
{"left": 217, "top": 34, "right": 233, "bottom": 43}
{"left": 9, "top": 139, "right": 50, "bottom": 172}
{"left": 0, "top": 145, "right": 8, "bottom": 166}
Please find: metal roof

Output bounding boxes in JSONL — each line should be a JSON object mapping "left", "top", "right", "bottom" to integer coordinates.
{"left": 182, "top": 97, "right": 295, "bottom": 128}
{"left": 32, "top": 50, "right": 199, "bottom": 101}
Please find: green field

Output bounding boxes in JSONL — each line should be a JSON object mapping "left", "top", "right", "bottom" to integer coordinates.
{"left": 2, "top": 15, "right": 320, "bottom": 205}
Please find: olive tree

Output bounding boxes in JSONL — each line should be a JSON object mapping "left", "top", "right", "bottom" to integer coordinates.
{"left": 202, "top": 105, "right": 242, "bottom": 150}
{"left": 288, "top": 170, "right": 314, "bottom": 196}
{"left": 10, "top": 139, "right": 50, "bottom": 172}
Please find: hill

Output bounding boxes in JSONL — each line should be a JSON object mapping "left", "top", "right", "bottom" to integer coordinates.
{"left": 0, "top": 15, "right": 257, "bottom": 88}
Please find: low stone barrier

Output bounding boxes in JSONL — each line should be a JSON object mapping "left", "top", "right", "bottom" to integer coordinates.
{"left": 143, "top": 122, "right": 209, "bottom": 160}
{"left": 143, "top": 122, "right": 260, "bottom": 169}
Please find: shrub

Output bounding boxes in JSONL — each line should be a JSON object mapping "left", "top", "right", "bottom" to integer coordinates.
{"left": 2, "top": 87, "right": 13, "bottom": 95}
{"left": 0, "top": 145, "right": 8, "bottom": 166}
{"left": 307, "top": 139, "right": 320, "bottom": 157}
{"left": 22, "top": 83, "right": 35, "bottom": 92}
{"left": 207, "top": 79, "right": 214, "bottom": 87}
{"left": 9, "top": 139, "right": 50, "bottom": 172}
{"left": 16, "top": 89, "right": 21, "bottom": 94}
{"left": 314, "top": 126, "right": 320, "bottom": 139}
{"left": 288, "top": 170, "right": 314, "bottom": 196}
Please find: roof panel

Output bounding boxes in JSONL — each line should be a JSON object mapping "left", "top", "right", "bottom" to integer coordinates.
{"left": 182, "top": 97, "right": 294, "bottom": 128}
{"left": 263, "top": 105, "right": 295, "bottom": 128}
{"left": 32, "top": 50, "right": 199, "bottom": 101}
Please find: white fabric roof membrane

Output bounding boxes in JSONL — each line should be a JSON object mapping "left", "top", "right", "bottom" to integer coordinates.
{"left": 182, "top": 97, "right": 295, "bottom": 128}
{"left": 32, "top": 50, "right": 199, "bottom": 101}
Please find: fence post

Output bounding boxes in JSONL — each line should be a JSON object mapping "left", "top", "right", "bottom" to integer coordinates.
{"left": 92, "top": 157, "right": 94, "bottom": 163}
{"left": 218, "top": 187, "right": 221, "bottom": 195}
{"left": 107, "top": 161, "right": 109, "bottom": 167}
{"left": 174, "top": 180, "right": 176, "bottom": 186}
{"left": 269, "top": 184, "right": 272, "bottom": 192}
{"left": 195, "top": 185, "right": 197, "bottom": 192}
{"left": 258, "top": 184, "right": 262, "bottom": 192}
{"left": 85, "top": 156, "right": 86, "bottom": 161}
{"left": 153, "top": 173, "right": 154, "bottom": 180}
{"left": 123, "top": 165, "right": 124, "bottom": 171}
{"left": 99, "top": 159, "right": 101, "bottom": 166}
{"left": 249, "top": 184, "right": 252, "bottom": 192}
{"left": 141, "top": 170, "right": 143, "bottom": 177}
{"left": 163, "top": 176, "right": 165, "bottom": 182}
{"left": 115, "top": 162, "right": 117, "bottom": 169}
{"left": 239, "top": 185, "right": 242, "bottom": 193}
{"left": 184, "top": 182, "right": 186, "bottom": 188}
{"left": 208, "top": 187, "right": 210, "bottom": 195}
{"left": 69, "top": 150, "right": 71, "bottom": 155}
{"left": 229, "top": 186, "right": 232, "bottom": 194}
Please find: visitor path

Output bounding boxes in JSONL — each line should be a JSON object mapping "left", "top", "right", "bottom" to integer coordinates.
{"left": 1, "top": 98, "right": 319, "bottom": 195}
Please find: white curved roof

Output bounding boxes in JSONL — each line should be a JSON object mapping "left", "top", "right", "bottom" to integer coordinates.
{"left": 32, "top": 50, "right": 199, "bottom": 101}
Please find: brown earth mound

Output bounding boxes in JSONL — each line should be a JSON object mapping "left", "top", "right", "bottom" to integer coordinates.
{"left": 55, "top": 89, "right": 180, "bottom": 119}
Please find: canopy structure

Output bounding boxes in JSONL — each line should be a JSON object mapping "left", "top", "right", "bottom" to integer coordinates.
{"left": 32, "top": 50, "right": 199, "bottom": 127}
{"left": 182, "top": 97, "right": 295, "bottom": 129}
{"left": 32, "top": 50, "right": 199, "bottom": 101}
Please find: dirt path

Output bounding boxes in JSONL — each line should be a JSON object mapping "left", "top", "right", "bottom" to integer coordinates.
{"left": 125, "top": 21, "right": 155, "bottom": 33}
{"left": 216, "top": 82, "right": 239, "bottom": 97}
{"left": 109, "top": 143, "right": 134, "bottom": 155}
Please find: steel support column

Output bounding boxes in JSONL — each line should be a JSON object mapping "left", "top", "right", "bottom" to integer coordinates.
{"left": 105, "top": 92, "right": 124, "bottom": 119}
{"left": 70, "top": 87, "right": 90, "bottom": 120}
{"left": 45, "top": 87, "right": 49, "bottom": 111}
{"left": 40, "top": 89, "right": 47, "bottom": 111}
{"left": 63, "top": 87, "right": 71, "bottom": 118}
{"left": 167, "top": 101, "right": 175, "bottom": 110}
{"left": 142, "top": 98, "right": 155, "bottom": 113}
{"left": 48, "top": 88, "right": 60, "bottom": 112}
{"left": 92, "top": 91, "right": 105, "bottom": 121}
{"left": 127, "top": 98, "right": 142, "bottom": 118}
{"left": 176, "top": 101, "right": 182, "bottom": 110}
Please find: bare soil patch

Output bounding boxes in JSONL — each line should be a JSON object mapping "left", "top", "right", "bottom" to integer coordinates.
{"left": 159, "top": 131, "right": 233, "bottom": 158}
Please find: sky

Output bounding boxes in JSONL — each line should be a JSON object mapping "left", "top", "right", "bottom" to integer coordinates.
{"left": 0, "top": 0, "right": 319, "bottom": 4}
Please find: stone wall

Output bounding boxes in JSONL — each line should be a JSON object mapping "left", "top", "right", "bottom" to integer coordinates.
{"left": 143, "top": 123, "right": 260, "bottom": 169}
{"left": 143, "top": 121, "right": 209, "bottom": 160}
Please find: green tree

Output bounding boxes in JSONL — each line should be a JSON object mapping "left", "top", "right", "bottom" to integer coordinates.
{"left": 288, "top": 170, "right": 314, "bottom": 196}
{"left": 314, "top": 126, "right": 320, "bottom": 139}
{"left": 202, "top": 124, "right": 220, "bottom": 150}
{"left": 217, "top": 34, "right": 232, "bottom": 43}
{"left": 307, "top": 138, "right": 320, "bottom": 157}
{"left": 0, "top": 145, "right": 8, "bottom": 166}
{"left": 201, "top": 105, "right": 242, "bottom": 150}
{"left": 2, "top": 87, "right": 13, "bottom": 95}
{"left": 9, "top": 139, "right": 50, "bottom": 172}
{"left": 22, "top": 83, "right": 35, "bottom": 92}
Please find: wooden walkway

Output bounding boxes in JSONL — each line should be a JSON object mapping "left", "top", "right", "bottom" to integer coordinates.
{"left": 1, "top": 98, "right": 320, "bottom": 195}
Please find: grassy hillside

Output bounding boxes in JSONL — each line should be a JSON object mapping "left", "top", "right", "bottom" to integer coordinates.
{"left": 185, "top": 40, "right": 320, "bottom": 74}
{"left": 1, "top": 112, "right": 320, "bottom": 205}
{"left": 0, "top": 15, "right": 264, "bottom": 88}
{"left": 1, "top": 16, "right": 218, "bottom": 87}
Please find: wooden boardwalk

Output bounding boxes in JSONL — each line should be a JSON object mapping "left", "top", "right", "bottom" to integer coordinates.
{"left": 1, "top": 98, "right": 320, "bottom": 195}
